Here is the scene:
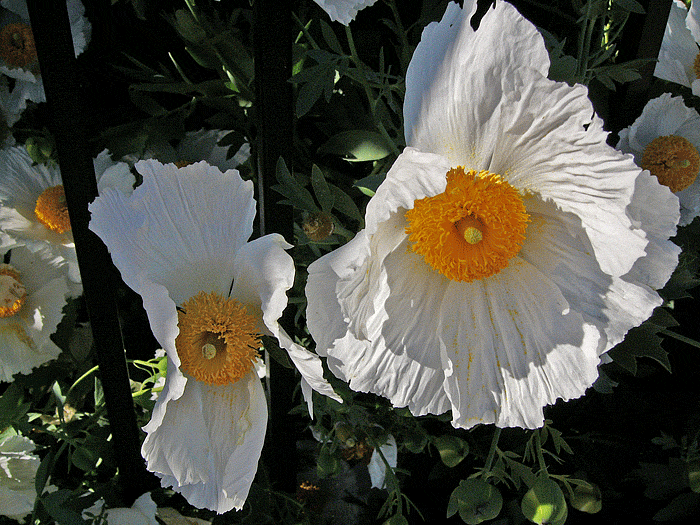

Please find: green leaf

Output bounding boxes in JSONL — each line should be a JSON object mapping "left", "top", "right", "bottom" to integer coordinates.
{"left": 174, "top": 9, "right": 206, "bottom": 43}
{"left": 615, "top": 0, "right": 646, "bottom": 14}
{"left": 688, "top": 460, "right": 700, "bottom": 493}
{"left": 320, "top": 130, "right": 391, "bottom": 162}
{"left": 41, "top": 489, "right": 88, "bottom": 525}
{"left": 272, "top": 158, "right": 319, "bottom": 212}
{"left": 447, "top": 478, "right": 503, "bottom": 524}
{"left": 432, "top": 435, "right": 469, "bottom": 468}
{"left": 317, "top": 445, "right": 340, "bottom": 478}
{"left": 0, "top": 382, "right": 30, "bottom": 430}
{"left": 569, "top": 482, "right": 602, "bottom": 514}
{"left": 328, "top": 184, "right": 363, "bottom": 222}
{"left": 319, "top": 19, "right": 344, "bottom": 55}
{"left": 311, "top": 165, "right": 335, "bottom": 213}
{"left": 383, "top": 515, "right": 409, "bottom": 525}
{"left": 521, "top": 475, "right": 568, "bottom": 525}
{"left": 354, "top": 172, "right": 385, "bottom": 197}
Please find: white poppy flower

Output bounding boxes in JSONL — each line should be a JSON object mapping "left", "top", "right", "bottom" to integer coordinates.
{"left": 89, "top": 159, "right": 339, "bottom": 513}
{"left": 367, "top": 434, "right": 397, "bottom": 490}
{"left": 305, "top": 0, "right": 680, "bottom": 430}
{"left": 83, "top": 492, "right": 158, "bottom": 525}
{"left": 617, "top": 92, "right": 700, "bottom": 225}
{"left": 313, "top": 0, "right": 379, "bottom": 25}
{"left": 0, "top": 243, "right": 68, "bottom": 382}
{"left": 0, "top": 146, "right": 134, "bottom": 289}
{"left": 0, "top": 434, "right": 40, "bottom": 521}
{"left": 0, "top": 0, "right": 91, "bottom": 111}
{"left": 654, "top": 0, "right": 700, "bottom": 95}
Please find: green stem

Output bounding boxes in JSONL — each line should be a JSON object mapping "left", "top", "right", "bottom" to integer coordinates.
{"left": 534, "top": 430, "right": 548, "bottom": 475}
{"left": 65, "top": 365, "right": 100, "bottom": 400}
{"left": 483, "top": 427, "right": 502, "bottom": 476}
{"left": 660, "top": 328, "right": 700, "bottom": 350}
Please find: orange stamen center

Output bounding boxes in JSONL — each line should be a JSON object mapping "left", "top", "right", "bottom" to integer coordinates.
{"left": 0, "top": 23, "right": 36, "bottom": 68}
{"left": 35, "top": 185, "right": 71, "bottom": 234}
{"left": 641, "top": 135, "right": 700, "bottom": 192}
{"left": 176, "top": 291, "right": 261, "bottom": 385}
{"left": 0, "top": 264, "right": 27, "bottom": 318}
{"left": 405, "top": 168, "right": 529, "bottom": 282}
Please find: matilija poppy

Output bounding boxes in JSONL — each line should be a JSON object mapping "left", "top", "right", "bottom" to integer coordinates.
{"left": 617, "top": 92, "right": 700, "bottom": 226}
{"left": 89, "top": 159, "right": 340, "bottom": 513}
{"left": 654, "top": 0, "right": 700, "bottom": 96}
{"left": 305, "top": 0, "right": 680, "bottom": 430}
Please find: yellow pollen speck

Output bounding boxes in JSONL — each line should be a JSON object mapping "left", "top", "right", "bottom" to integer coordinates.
{"left": 174, "top": 160, "right": 194, "bottom": 169}
{"left": 177, "top": 291, "right": 261, "bottom": 385}
{"left": 641, "top": 135, "right": 700, "bottom": 192}
{"left": 694, "top": 51, "right": 700, "bottom": 80}
{"left": 0, "top": 23, "right": 36, "bottom": 68}
{"left": 405, "top": 167, "right": 529, "bottom": 282}
{"left": 35, "top": 185, "right": 71, "bottom": 234}
{"left": 0, "top": 264, "right": 27, "bottom": 318}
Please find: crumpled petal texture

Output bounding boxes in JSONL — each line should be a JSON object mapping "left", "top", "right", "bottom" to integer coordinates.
{"left": 306, "top": 0, "right": 679, "bottom": 429}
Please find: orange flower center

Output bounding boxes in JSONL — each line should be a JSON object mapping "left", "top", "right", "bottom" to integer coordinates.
{"left": 176, "top": 291, "right": 261, "bottom": 385}
{"left": 405, "top": 168, "right": 529, "bottom": 282}
{"left": 0, "top": 22, "right": 36, "bottom": 68}
{"left": 0, "top": 264, "right": 27, "bottom": 318}
{"left": 35, "top": 185, "right": 71, "bottom": 234}
{"left": 641, "top": 135, "right": 700, "bottom": 192}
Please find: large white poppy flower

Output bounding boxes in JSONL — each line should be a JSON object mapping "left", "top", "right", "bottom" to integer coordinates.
{"left": 0, "top": 146, "right": 134, "bottom": 288}
{"left": 0, "top": 242, "right": 69, "bottom": 383}
{"left": 0, "top": 0, "right": 91, "bottom": 111}
{"left": 89, "top": 159, "right": 339, "bottom": 513}
{"left": 83, "top": 492, "right": 158, "bottom": 525}
{"left": 617, "top": 92, "right": 700, "bottom": 226}
{"left": 313, "top": 0, "right": 379, "bottom": 25}
{"left": 654, "top": 0, "right": 700, "bottom": 95}
{"left": 305, "top": 0, "right": 680, "bottom": 430}
{"left": 0, "top": 434, "right": 40, "bottom": 521}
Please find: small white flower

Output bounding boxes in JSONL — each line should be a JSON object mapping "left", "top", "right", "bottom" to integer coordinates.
{"left": 617, "top": 92, "right": 700, "bottom": 225}
{"left": 313, "top": 0, "right": 379, "bottom": 25}
{"left": 0, "top": 146, "right": 134, "bottom": 288}
{"left": 306, "top": 0, "right": 680, "bottom": 430}
{"left": 654, "top": 0, "right": 700, "bottom": 95}
{"left": 0, "top": 0, "right": 91, "bottom": 111}
{"left": 0, "top": 243, "right": 68, "bottom": 382}
{"left": 89, "top": 160, "right": 339, "bottom": 513}
{"left": 0, "top": 434, "right": 40, "bottom": 522}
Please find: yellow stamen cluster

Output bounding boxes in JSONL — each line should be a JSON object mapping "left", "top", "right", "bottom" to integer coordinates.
{"left": 0, "top": 23, "right": 36, "bottom": 68}
{"left": 176, "top": 291, "right": 261, "bottom": 385}
{"left": 641, "top": 135, "right": 700, "bottom": 193}
{"left": 0, "top": 264, "right": 27, "bottom": 318}
{"left": 35, "top": 185, "right": 71, "bottom": 234}
{"left": 405, "top": 168, "right": 529, "bottom": 282}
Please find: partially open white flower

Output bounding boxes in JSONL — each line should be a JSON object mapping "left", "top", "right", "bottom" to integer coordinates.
{"left": 654, "top": 0, "right": 700, "bottom": 95}
{"left": 306, "top": 0, "right": 680, "bottom": 430}
{"left": 313, "top": 0, "right": 379, "bottom": 25}
{"left": 617, "top": 92, "right": 700, "bottom": 226}
{"left": 0, "top": 0, "right": 91, "bottom": 111}
{"left": 0, "top": 434, "right": 40, "bottom": 521}
{"left": 0, "top": 146, "right": 134, "bottom": 288}
{"left": 0, "top": 243, "right": 68, "bottom": 382}
{"left": 89, "top": 159, "right": 339, "bottom": 513}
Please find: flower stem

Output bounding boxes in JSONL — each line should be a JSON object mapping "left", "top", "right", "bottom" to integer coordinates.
{"left": 483, "top": 427, "right": 502, "bottom": 476}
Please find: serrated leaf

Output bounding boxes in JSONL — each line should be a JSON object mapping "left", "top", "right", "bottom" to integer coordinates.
{"left": 319, "top": 130, "right": 391, "bottom": 162}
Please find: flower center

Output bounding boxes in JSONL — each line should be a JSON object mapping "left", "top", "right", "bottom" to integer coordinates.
{"left": 405, "top": 168, "right": 529, "bottom": 282}
{"left": 176, "top": 291, "right": 261, "bottom": 385}
{"left": 0, "top": 264, "right": 27, "bottom": 318}
{"left": 35, "top": 185, "right": 71, "bottom": 234}
{"left": 641, "top": 135, "right": 700, "bottom": 192}
{"left": 0, "top": 23, "right": 37, "bottom": 68}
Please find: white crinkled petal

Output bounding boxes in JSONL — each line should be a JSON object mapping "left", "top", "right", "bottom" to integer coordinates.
{"left": 312, "top": 0, "right": 379, "bottom": 25}
{"left": 142, "top": 370, "right": 267, "bottom": 514}
{"left": 404, "top": 0, "right": 550, "bottom": 149}
{"left": 230, "top": 234, "right": 341, "bottom": 412}
{"left": 368, "top": 435, "right": 397, "bottom": 489}
{"left": 0, "top": 435, "right": 39, "bottom": 521}
{"left": 89, "top": 159, "right": 256, "bottom": 303}
{"left": 85, "top": 493, "right": 159, "bottom": 525}
{"left": 176, "top": 129, "right": 250, "bottom": 172}
{"left": 654, "top": 0, "right": 698, "bottom": 89}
